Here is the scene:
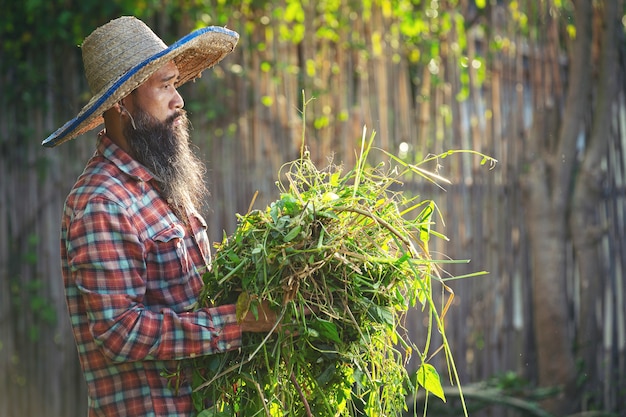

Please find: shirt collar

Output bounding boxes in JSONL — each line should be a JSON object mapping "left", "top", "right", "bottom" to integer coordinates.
{"left": 97, "top": 131, "right": 155, "bottom": 183}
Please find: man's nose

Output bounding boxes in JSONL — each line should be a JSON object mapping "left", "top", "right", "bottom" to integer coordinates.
{"left": 173, "top": 88, "right": 184, "bottom": 109}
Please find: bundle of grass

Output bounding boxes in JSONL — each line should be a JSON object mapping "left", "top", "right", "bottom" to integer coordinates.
{"left": 188, "top": 130, "right": 495, "bottom": 417}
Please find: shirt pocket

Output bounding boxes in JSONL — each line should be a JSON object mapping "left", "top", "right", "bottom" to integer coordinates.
{"left": 147, "top": 223, "right": 192, "bottom": 287}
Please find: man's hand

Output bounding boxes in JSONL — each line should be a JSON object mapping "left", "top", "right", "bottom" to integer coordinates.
{"left": 239, "top": 300, "right": 279, "bottom": 333}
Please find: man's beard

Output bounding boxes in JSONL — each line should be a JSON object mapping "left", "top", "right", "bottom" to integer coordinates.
{"left": 124, "top": 106, "right": 208, "bottom": 222}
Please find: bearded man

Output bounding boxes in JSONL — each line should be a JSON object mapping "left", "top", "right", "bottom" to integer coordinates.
{"left": 43, "top": 16, "right": 277, "bottom": 417}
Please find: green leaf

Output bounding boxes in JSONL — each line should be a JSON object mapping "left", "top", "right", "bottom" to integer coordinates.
{"left": 317, "top": 363, "right": 338, "bottom": 385}
{"left": 269, "top": 203, "right": 279, "bottom": 223}
{"left": 394, "top": 252, "right": 411, "bottom": 266}
{"left": 192, "top": 390, "right": 204, "bottom": 413}
{"left": 283, "top": 225, "right": 302, "bottom": 242}
{"left": 315, "top": 210, "right": 339, "bottom": 220}
{"left": 279, "top": 193, "right": 299, "bottom": 214}
{"left": 305, "top": 327, "right": 320, "bottom": 338}
{"left": 311, "top": 318, "right": 342, "bottom": 343}
{"left": 368, "top": 305, "right": 394, "bottom": 327}
{"left": 416, "top": 363, "right": 446, "bottom": 402}
{"left": 417, "top": 201, "right": 435, "bottom": 243}
{"left": 226, "top": 250, "right": 241, "bottom": 263}
{"left": 235, "top": 291, "right": 251, "bottom": 322}
{"left": 261, "top": 95, "right": 273, "bottom": 106}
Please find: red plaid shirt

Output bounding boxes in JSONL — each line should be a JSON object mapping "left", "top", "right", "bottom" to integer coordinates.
{"left": 61, "top": 133, "right": 241, "bottom": 417}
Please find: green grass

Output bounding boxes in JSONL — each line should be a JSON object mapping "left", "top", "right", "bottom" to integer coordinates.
{"left": 186, "top": 113, "right": 495, "bottom": 416}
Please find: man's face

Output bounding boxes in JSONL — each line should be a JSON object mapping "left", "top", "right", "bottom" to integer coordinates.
{"left": 122, "top": 62, "right": 208, "bottom": 221}
{"left": 127, "top": 61, "right": 185, "bottom": 125}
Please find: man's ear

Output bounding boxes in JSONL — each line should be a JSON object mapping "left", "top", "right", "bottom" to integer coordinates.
{"left": 108, "top": 102, "right": 123, "bottom": 115}
{"left": 116, "top": 99, "right": 137, "bottom": 130}
{"left": 116, "top": 95, "right": 132, "bottom": 112}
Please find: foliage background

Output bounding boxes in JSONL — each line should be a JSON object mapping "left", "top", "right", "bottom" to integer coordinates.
{"left": 1, "top": 0, "right": 625, "bottom": 416}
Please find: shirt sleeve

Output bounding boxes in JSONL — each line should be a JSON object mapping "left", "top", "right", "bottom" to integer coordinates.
{"left": 65, "top": 197, "right": 242, "bottom": 363}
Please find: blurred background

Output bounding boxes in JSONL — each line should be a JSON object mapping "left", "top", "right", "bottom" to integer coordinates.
{"left": 1, "top": 1, "right": 625, "bottom": 416}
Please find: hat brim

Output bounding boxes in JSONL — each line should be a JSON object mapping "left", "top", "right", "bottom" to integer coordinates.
{"left": 42, "top": 25, "right": 239, "bottom": 148}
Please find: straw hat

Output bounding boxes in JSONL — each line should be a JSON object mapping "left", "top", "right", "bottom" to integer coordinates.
{"left": 42, "top": 16, "right": 239, "bottom": 147}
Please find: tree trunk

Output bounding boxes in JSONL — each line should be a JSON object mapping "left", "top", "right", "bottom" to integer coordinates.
{"left": 570, "top": 0, "right": 620, "bottom": 408}
{"left": 524, "top": 0, "right": 615, "bottom": 414}
{"left": 523, "top": 3, "right": 579, "bottom": 414}
{"left": 525, "top": 159, "right": 579, "bottom": 415}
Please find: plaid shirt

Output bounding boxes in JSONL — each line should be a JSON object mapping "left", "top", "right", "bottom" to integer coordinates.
{"left": 61, "top": 133, "right": 242, "bottom": 417}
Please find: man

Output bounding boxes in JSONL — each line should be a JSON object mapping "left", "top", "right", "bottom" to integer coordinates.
{"left": 43, "top": 16, "right": 277, "bottom": 417}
